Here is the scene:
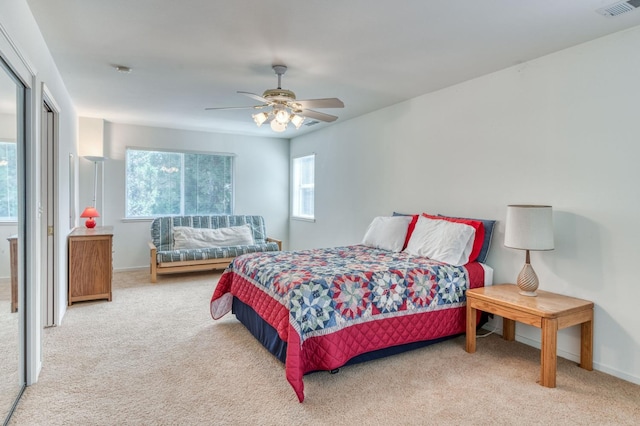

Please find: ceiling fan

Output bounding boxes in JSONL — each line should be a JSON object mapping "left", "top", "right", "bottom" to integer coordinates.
{"left": 205, "top": 65, "right": 344, "bottom": 132}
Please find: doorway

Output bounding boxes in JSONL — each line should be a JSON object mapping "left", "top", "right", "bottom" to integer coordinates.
{"left": 41, "top": 96, "right": 57, "bottom": 327}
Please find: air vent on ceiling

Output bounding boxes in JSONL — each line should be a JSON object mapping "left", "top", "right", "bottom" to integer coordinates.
{"left": 304, "top": 120, "right": 320, "bottom": 127}
{"left": 596, "top": 0, "right": 640, "bottom": 17}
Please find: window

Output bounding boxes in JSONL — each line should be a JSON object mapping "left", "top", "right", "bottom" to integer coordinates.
{"left": 292, "top": 154, "right": 315, "bottom": 220}
{"left": 0, "top": 141, "right": 18, "bottom": 221}
{"left": 125, "top": 148, "right": 233, "bottom": 218}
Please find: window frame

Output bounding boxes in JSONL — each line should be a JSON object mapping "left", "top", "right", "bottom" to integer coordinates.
{"left": 124, "top": 147, "right": 235, "bottom": 219}
{"left": 0, "top": 140, "right": 18, "bottom": 223}
{"left": 291, "top": 153, "right": 315, "bottom": 221}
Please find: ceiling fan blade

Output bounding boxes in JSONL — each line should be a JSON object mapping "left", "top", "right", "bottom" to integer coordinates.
{"left": 301, "top": 109, "right": 339, "bottom": 122}
{"left": 295, "top": 98, "right": 344, "bottom": 109}
{"left": 205, "top": 105, "right": 268, "bottom": 111}
{"left": 238, "top": 91, "right": 270, "bottom": 103}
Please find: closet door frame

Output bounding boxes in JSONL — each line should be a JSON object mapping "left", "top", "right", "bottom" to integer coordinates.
{"left": 0, "top": 20, "right": 38, "bottom": 421}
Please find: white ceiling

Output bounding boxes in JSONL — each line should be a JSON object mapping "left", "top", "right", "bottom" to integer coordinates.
{"left": 25, "top": 0, "right": 640, "bottom": 138}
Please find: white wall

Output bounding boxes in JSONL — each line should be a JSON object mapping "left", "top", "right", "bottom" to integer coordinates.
{"left": 290, "top": 26, "right": 640, "bottom": 385}
{"left": 0, "top": 0, "right": 79, "bottom": 382}
{"left": 0, "top": 112, "right": 17, "bottom": 139}
{"left": 85, "top": 122, "right": 290, "bottom": 270}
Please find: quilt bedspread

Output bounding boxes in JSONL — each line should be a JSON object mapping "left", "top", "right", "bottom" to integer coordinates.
{"left": 210, "top": 245, "right": 485, "bottom": 402}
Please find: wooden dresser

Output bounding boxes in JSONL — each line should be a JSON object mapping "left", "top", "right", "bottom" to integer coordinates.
{"left": 68, "top": 226, "right": 113, "bottom": 306}
{"left": 7, "top": 235, "right": 18, "bottom": 313}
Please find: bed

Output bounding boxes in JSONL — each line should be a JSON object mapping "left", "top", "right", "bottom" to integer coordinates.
{"left": 210, "top": 213, "right": 495, "bottom": 402}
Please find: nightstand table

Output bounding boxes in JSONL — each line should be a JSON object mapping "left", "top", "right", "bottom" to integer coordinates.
{"left": 68, "top": 226, "right": 113, "bottom": 305}
{"left": 465, "top": 284, "right": 593, "bottom": 388}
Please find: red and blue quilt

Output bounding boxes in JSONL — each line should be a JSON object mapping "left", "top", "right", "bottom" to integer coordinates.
{"left": 210, "top": 245, "right": 485, "bottom": 402}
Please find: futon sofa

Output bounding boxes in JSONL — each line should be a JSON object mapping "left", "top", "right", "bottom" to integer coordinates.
{"left": 148, "top": 215, "right": 281, "bottom": 282}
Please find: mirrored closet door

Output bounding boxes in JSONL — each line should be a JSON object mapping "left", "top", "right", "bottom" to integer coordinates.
{"left": 0, "top": 56, "right": 26, "bottom": 424}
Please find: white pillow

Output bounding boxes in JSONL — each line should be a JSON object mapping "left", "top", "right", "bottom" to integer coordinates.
{"left": 404, "top": 216, "right": 475, "bottom": 266}
{"left": 173, "top": 224, "right": 254, "bottom": 250}
{"left": 361, "top": 216, "right": 412, "bottom": 252}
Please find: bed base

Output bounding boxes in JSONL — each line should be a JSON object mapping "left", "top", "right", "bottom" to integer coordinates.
{"left": 232, "top": 297, "right": 487, "bottom": 372}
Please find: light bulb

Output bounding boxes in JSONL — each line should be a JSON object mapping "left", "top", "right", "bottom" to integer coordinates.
{"left": 270, "top": 119, "right": 287, "bottom": 132}
{"left": 275, "top": 108, "right": 290, "bottom": 124}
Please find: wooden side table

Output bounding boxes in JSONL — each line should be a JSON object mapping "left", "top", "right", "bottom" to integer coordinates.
{"left": 68, "top": 226, "right": 113, "bottom": 305}
{"left": 465, "top": 284, "right": 593, "bottom": 388}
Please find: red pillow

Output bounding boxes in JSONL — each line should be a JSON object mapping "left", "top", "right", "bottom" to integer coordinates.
{"left": 421, "top": 213, "right": 485, "bottom": 263}
{"left": 402, "top": 214, "right": 419, "bottom": 250}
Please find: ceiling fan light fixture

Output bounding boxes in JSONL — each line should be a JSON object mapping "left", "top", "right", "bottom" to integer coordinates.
{"left": 270, "top": 119, "right": 287, "bottom": 132}
{"left": 291, "top": 114, "right": 305, "bottom": 129}
{"left": 206, "top": 64, "right": 343, "bottom": 132}
{"left": 252, "top": 112, "right": 268, "bottom": 126}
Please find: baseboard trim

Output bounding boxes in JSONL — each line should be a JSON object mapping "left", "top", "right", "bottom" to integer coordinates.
{"left": 113, "top": 266, "right": 148, "bottom": 273}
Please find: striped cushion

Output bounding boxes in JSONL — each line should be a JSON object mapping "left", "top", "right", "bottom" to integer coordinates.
{"left": 151, "top": 215, "right": 269, "bottom": 251}
{"left": 156, "top": 242, "right": 280, "bottom": 263}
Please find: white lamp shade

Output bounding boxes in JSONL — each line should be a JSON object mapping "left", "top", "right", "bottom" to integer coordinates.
{"left": 270, "top": 119, "right": 287, "bottom": 132}
{"left": 252, "top": 112, "right": 268, "bottom": 126}
{"left": 291, "top": 114, "right": 305, "bottom": 129}
{"left": 504, "top": 205, "right": 554, "bottom": 251}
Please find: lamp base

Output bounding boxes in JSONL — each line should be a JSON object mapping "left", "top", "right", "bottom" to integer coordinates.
{"left": 516, "top": 262, "right": 539, "bottom": 297}
{"left": 85, "top": 218, "right": 96, "bottom": 228}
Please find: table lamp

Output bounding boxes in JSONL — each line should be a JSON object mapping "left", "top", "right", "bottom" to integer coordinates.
{"left": 80, "top": 206, "right": 100, "bottom": 228}
{"left": 504, "top": 205, "right": 554, "bottom": 296}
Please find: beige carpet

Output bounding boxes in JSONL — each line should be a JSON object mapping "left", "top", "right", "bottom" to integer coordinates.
{"left": 9, "top": 270, "right": 640, "bottom": 425}
{"left": 0, "top": 278, "right": 21, "bottom": 421}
